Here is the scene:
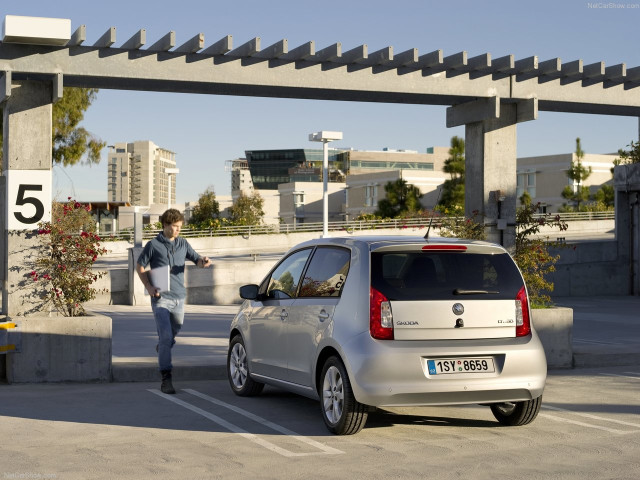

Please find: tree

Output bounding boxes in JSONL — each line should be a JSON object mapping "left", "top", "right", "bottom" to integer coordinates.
{"left": 189, "top": 187, "right": 220, "bottom": 226}
{"left": 594, "top": 185, "right": 615, "bottom": 209}
{"left": 0, "top": 87, "right": 105, "bottom": 168}
{"left": 615, "top": 140, "right": 640, "bottom": 167}
{"left": 519, "top": 191, "right": 532, "bottom": 207}
{"left": 375, "top": 178, "right": 423, "bottom": 218}
{"left": 561, "top": 137, "right": 592, "bottom": 211}
{"left": 514, "top": 203, "right": 568, "bottom": 307}
{"left": 229, "top": 192, "right": 265, "bottom": 226}
{"left": 439, "top": 136, "right": 466, "bottom": 209}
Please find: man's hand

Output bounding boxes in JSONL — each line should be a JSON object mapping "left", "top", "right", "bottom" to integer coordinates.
{"left": 147, "top": 286, "right": 161, "bottom": 298}
{"left": 199, "top": 256, "right": 212, "bottom": 268}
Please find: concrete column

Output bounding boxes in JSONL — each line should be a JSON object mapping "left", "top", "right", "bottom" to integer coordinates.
{"left": 614, "top": 164, "right": 640, "bottom": 295}
{"left": 464, "top": 104, "right": 518, "bottom": 249}
{"left": 1, "top": 80, "right": 53, "bottom": 316}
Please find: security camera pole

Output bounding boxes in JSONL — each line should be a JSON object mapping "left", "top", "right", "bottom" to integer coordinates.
{"left": 308, "top": 131, "right": 342, "bottom": 238}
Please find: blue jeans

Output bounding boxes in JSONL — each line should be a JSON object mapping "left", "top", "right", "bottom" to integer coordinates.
{"left": 151, "top": 296, "right": 185, "bottom": 372}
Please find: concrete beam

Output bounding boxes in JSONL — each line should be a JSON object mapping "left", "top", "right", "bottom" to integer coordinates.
{"left": 68, "top": 25, "right": 86, "bottom": 46}
{"left": 281, "top": 41, "right": 314, "bottom": 61}
{"left": 121, "top": 29, "right": 146, "bottom": 50}
{"left": 4, "top": 42, "right": 640, "bottom": 115}
{"left": 94, "top": 27, "right": 116, "bottom": 48}
{"left": 516, "top": 97, "right": 538, "bottom": 123}
{"left": 147, "top": 31, "right": 175, "bottom": 52}
{"left": 339, "top": 44, "right": 367, "bottom": 64}
{"left": 418, "top": 49, "right": 442, "bottom": 69}
{"left": 53, "top": 72, "right": 63, "bottom": 102}
{"left": 0, "top": 71, "right": 10, "bottom": 104}
{"left": 227, "top": 37, "right": 260, "bottom": 57}
{"left": 255, "top": 39, "right": 288, "bottom": 59}
{"left": 366, "top": 46, "right": 393, "bottom": 65}
{"left": 314, "top": 43, "right": 342, "bottom": 62}
{"left": 446, "top": 96, "right": 499, "bottom": 128}
{"left": 201, "top": 35, "right": 233, "bottom": 56}
{"left": 174, "top": 33, "right": 205, "bottom": 54}
{"left": 492, "top": 55, "right": 514, "bottom": 73}
{"left": 391, "top": 48, "right": 418, "bottom": 67}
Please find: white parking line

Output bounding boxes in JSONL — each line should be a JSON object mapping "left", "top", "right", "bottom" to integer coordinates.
{"left": 542, "top": 405, "right": 640, "bottom": 434}
{"left": 148, "top": 389, "right": 343, "bottom": 457}
{"left": 184, "top": 389, "right": 343, "bottom": 455}
{"left": 600, "top": 373, "right": 640, "bottom": 381}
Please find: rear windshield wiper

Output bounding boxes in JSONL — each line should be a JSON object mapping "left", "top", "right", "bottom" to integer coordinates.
{"left": 453, "top": 289, "right": 499, "bottom": 295}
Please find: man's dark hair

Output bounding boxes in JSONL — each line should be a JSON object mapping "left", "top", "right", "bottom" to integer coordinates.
{"left": 160, "top": 208, "right": 184, "bottom": 226}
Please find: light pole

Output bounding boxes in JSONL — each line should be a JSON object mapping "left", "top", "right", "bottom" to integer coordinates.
{"left": 165, "top": 167, "right": 179, "bottom": 210}
{"left": 309, "top": 131, "right": 343, "bottom": 237}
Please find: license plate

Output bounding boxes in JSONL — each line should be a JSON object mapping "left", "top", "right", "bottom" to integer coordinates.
{"left": 427, "top": 357, "right": 495, "bottom": 375}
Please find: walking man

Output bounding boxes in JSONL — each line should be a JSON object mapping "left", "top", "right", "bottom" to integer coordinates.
{"left": 136, "top": 208, "right": 212, "bottom": 394}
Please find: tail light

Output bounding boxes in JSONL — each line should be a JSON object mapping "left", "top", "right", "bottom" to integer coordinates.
{"left": 515, "top": 286, "right": 531, "bottom": 337}
{"left": 370, "top": 287, "right": 394, "bottom": 340}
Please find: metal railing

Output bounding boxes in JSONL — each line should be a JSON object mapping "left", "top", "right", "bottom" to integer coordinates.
{"left": 101, "top": 210, "right": 615, "bottom": 242}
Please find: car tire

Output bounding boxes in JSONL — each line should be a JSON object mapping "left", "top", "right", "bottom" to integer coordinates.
{"left": 490, "top": 396, "right": 542, "bottom": 426}
{"left": 227, "top": 335, "right": 264, "bottom": 397}
{"left": 320, "top": 356, "right": 368, "bottom": 435}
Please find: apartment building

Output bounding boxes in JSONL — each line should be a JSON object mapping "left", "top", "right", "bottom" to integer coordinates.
{"left": 107, "top": 141, "right": 177, "bottom": 207}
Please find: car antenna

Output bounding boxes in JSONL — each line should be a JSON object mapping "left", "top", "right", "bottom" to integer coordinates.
{"left": 424, "top": 186, "right": 442, "bottom": 240}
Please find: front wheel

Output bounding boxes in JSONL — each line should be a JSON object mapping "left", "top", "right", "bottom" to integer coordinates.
{"left": 320, "top": 356, "right": 368, "bottom": 435}
{"left": 227, "top": 335, "right": 264, "bottom": 396}
{"left": 490, "top": 396, "right": 542, "bottom": 426}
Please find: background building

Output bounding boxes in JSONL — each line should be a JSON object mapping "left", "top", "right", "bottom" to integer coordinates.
{"left": 107, "top": 141, "right": 177, "bottom": 207}
{"left": 245, "top": 148, "right": 344, "bottom": 190}
{"left": 517, "top": 152, "right": 618, "bottom": 212}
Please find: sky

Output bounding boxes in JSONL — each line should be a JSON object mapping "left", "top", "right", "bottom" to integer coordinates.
{"left": 4, "top": 0, "right": 640, "bottom": 204}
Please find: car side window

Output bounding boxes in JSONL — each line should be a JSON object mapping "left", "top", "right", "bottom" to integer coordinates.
{"left": 299, "top": 247, "right": 351, "bottom": 298}
{"left": 265, "top": 249, "right": 312, "bottom": 299}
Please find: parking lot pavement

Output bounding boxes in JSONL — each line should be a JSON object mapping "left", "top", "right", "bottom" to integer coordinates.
{"left": 1, "top": 365, "right": 639, "bottom": 480}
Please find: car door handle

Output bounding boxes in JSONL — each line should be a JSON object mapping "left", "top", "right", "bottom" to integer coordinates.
{"left": 280, "top": 309, "right": 288, "bottom": 321}
{"left": 318, "top": 310, "right": 330, "bottom": 322}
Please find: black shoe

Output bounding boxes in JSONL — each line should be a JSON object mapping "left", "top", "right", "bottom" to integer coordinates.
{"left": 160, "top": 370, "right": 176, "bottom": 394}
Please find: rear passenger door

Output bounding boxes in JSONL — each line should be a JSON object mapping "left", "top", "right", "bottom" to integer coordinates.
{"left": 287, "top": 247, "right": 351, "bottom": 387}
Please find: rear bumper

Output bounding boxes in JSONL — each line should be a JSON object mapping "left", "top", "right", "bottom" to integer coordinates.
{"left": 342, "top": 332, "right": 547, "bottom": 407}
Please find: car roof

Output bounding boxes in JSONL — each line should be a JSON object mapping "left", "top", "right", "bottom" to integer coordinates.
{"left": 291, "top": 235, "right": 508, "bottom": 254}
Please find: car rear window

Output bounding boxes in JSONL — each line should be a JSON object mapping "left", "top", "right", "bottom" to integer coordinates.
{"left": 371, "top": 251, "right": 523, "bottom": 301}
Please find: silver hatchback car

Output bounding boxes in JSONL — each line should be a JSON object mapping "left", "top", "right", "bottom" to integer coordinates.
{"left": 227, "top": 235, "right": 547, "bottom": 435}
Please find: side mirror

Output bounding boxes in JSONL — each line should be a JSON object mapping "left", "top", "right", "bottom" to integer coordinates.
{"left": 239, "top": 284, "right": 259, "bottom": 300}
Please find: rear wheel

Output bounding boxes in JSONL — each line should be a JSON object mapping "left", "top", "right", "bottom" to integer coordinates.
{"left": 490, "top": 396, "right": 542, "bottom": 426}
{"left": 320, "top": 356, "right": 368, "bottom": 435}
{"left": 227, "top": 335, "right": 264, "bottom": 396}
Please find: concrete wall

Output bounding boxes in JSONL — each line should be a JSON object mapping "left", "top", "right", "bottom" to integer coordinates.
{"left": 547, "top": 240, "right": 628, "bottom": 297}
{"left": 6, "top": 312, "right": 112, "bottom": 383}
{"left": 92, "top": 223, "right": 627, "bottom": 305}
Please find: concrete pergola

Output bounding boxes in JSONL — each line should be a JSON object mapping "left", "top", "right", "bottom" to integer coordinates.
{"left": 2, "top": 15, "right": 640, "bottom": 317}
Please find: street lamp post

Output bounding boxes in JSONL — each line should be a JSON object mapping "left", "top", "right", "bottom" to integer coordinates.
{"left": 165, "top": 167, "right": 180, "bottom": 210}
{"left": 309, "top": 131, "right": 343, "bottom": 238}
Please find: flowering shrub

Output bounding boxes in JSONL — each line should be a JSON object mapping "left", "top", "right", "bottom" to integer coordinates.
{"left": 30, "top": 198, "right": 108, "bottom": 316}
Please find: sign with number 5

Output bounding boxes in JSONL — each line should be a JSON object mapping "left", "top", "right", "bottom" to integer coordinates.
{"left": 6, "top": 170, "right": 52, "bottom": 230}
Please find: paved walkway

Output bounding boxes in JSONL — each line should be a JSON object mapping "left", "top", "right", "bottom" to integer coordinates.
{"left": 90, "top": 295, "right": 640, "bottom": 382}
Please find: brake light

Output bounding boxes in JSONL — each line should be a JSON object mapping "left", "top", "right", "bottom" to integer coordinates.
{"left": 515, "top": 286, "right": 531, "bottom": 337}
{"left": 370, "top": 287, "right": 394, "bottom": 340}
{"left": 421, "top": 245, "right": 467, "bottom": 251}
